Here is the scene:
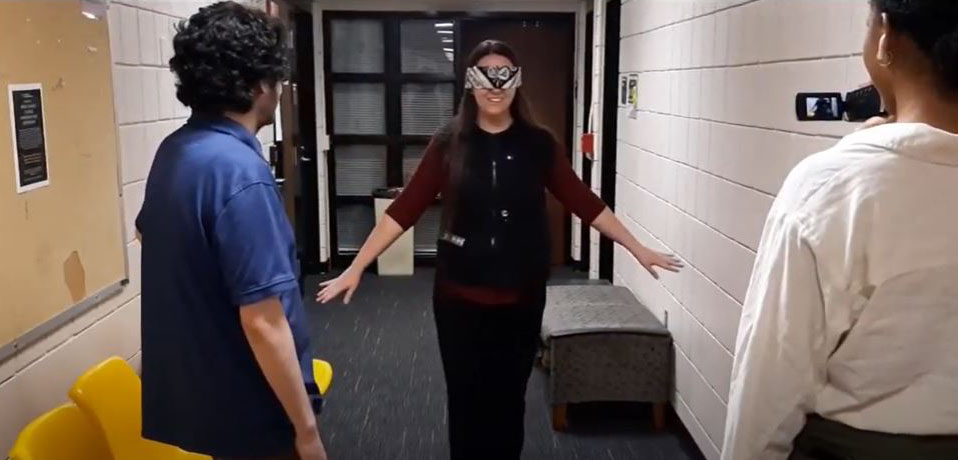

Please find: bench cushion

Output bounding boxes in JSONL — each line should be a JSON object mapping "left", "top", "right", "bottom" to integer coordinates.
{"left": 541, "top": 285, "right": 668, "bottom": 341}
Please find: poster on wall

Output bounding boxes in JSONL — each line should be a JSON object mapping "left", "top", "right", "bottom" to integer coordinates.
{"left": 8, "top": 84, "right": 50, "bottom": 193}
{"left": 627, "top": 74, "right": 639, "bottom": 119}
{"left": 620, "top": 75, "right": 628, "bottom": 106}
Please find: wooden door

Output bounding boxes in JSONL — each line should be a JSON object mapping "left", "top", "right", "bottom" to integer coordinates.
{"left": 460, "top": 15, "right": 576, "bottom": 265}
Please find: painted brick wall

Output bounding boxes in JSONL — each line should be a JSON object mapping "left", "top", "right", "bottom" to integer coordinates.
{"left": 614, "top": 1, "right": 871, "bottom": 458}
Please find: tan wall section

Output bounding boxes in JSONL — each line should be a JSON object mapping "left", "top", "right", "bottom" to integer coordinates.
{"left": 0, "top": 0, "right": 127, "bottom": 346}
{"left": 0, "top": 1, "right": 214, "bottom": 453}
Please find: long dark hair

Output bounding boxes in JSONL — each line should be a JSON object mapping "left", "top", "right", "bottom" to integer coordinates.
{"left": 440, "top": 40, "right": 550, "bottom": 231}
{"left": 871, "top": 0, "right": 958, "bottom": 93}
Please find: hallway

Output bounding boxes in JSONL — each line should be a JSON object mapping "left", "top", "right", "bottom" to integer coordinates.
{"left": 0, "top": 1, "right": 913, "bottom": 458}
{"left": 307, "top": 269, "right": 705, "bottom": 459}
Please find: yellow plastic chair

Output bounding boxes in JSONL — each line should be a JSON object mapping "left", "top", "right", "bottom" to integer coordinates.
{"left": 9, "top": 403, "right": 112, "bottom": 460}
{"left": 312, "top": 359, "right": 333, "bottom": 396}
{"left": 68, "top": 357, "right": 210, "bottom": 460}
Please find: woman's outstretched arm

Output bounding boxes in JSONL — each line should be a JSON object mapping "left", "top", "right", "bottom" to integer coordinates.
{"left": 590, "top": 208, "right": 683, "bottom": 279}
{"left": 317, "top": 137, "right": 445, "bottom": 304}
{"left": 545, "top": 145, "right": 682, "bottom": 278}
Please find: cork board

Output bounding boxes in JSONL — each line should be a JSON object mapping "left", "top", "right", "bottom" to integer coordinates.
{"left": 0, "top": 1, "right": 126, "bottom": 349}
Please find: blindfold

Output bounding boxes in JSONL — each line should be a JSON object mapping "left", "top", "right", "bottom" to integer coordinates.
{"left": 464, "top": 65, "right": 522, "bottom": 90}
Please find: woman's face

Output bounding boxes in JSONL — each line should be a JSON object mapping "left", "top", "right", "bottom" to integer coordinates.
{"left": 472, "top": 53, "right": 518, "bottom": 119}
{"left": 863, "top": 6, "right": 896, "bottom": 113}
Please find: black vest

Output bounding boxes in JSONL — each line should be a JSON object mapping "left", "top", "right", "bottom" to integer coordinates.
{"left": 436, "top": 123, "right": 555, "bottom": 289}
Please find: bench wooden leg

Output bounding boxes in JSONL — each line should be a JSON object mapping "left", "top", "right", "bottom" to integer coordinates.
{"left": 552, "top": 404, "right": 569, "bottom": 432}
{"left": 652, "top": 402, "right": 667, "bottom": 432}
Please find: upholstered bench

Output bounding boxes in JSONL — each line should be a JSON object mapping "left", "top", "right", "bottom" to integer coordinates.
{"left": 540, "top": 285, "right": 672, "bottom": 431}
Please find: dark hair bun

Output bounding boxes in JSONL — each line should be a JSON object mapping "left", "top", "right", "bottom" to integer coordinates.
{"left": 873, "top": 0, "right": 958, "bottom": 92}
{"left": 933, "top": 28, "right": 958, "bottom": 88}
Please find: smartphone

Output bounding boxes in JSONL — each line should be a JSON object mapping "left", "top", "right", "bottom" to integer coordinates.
{"left": 844, "top": 85, "right": 885, "bottom": 122}
{"left": 796, "top": 93, "right": 844, "bottom": 121}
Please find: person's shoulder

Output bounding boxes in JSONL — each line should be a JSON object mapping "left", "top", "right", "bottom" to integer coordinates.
{"left": 155, "top": 125, "right": 264, "bottom": 175}
{"left": 183, "top": 131, "right": 274, "bottom": 197}
{"left": 777, "top": 130, "right": 891, "bottom": 218}
{"left": 215, "top": 153, "right": 273, "bottom": 191}
{"left": 780, "top": 145, "right": 862, "bottom": 203}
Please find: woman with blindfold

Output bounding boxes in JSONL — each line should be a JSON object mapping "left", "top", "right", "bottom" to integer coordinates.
{"left": 318, "top": 40, "right": 682, "bottom": 459}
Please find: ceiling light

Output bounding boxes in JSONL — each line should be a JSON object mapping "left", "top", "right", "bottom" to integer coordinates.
{"left": 434, "top": 22, "right": 453, "bottom": 28}
{"left": 80, "top": 0, "right": 107, "bottom": 20}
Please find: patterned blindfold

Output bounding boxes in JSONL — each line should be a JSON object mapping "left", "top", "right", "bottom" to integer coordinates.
{"left": 464, "top": 65, "right": 523, "bottom": 90}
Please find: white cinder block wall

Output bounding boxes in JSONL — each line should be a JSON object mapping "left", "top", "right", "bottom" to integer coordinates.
{"left": 614, "top": 0, "right": 871, "bottom": 458}
{"left": 0, "top": 1, "right": 217, "bottom": 452}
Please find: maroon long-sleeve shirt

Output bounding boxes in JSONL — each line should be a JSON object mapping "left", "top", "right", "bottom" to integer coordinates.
{"left": 387, "top": 131, "right": 606, "bottom": 305}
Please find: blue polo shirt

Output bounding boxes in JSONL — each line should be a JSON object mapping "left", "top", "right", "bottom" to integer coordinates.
{"left": 136, "top": 114, "right": 315, "bottom": 457}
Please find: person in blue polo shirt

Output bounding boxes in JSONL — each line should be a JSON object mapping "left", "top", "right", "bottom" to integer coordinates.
{"left": 135, "top": 3, "right": 326, "bottom": 459}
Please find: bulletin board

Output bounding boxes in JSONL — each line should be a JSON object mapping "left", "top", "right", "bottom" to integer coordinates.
{"left": 0, "top": 0, "right": 127, "bottom": 359}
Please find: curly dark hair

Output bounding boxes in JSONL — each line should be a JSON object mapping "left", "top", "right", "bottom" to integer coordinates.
{"left": 871, "top": 0, "right": 958, "bottom": 92}
{"left": 169, "top": 1, "right": 289, "bottom": 114}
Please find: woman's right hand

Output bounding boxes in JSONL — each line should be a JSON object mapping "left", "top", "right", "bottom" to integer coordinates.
{"left": 316, "top": 267, "right": 362, "bottom": 304}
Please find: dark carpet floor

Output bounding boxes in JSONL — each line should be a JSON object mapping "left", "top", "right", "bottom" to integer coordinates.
{"left": 305, "top": 267, "right": 706, "bottom": 460}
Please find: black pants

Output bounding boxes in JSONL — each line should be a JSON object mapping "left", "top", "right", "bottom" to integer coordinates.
{"left": 790, "top": 414, "right": 958, "bottom": 460}
{"left": 433, "top": 290, "right": 546, "bottom": 460}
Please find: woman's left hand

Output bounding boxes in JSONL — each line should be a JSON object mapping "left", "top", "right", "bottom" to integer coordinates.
{"left": 632, "top": 245, "right": 684, "bottom": 279}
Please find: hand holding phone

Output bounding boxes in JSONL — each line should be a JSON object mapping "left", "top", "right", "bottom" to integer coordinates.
{"left": 843, "top": 85, "right": 886, "bottom": 122}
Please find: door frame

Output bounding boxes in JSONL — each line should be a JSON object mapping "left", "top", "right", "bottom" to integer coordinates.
{"left": 579, "top": 9, "right": 594, "bottom": 273}
{"left": 458, "top": 13, "right": 577, "bottom": 266}
{"left": 292, "top": 7, "right": 322, "bottom": 274}
{"left": 321, "top": 10, "right": 578, "bottom": 269}
{"left": 267, "top": 0, "right": 322, "bottom": 275}
{"left": 598, "top": 0, "right": 620, "bottom": 281}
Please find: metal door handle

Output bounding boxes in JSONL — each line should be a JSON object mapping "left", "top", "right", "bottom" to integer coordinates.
{"left": 299, "top": 145, "right": 313, "bottom": 163}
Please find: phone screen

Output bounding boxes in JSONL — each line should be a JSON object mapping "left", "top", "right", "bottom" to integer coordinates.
{"left": 796, "top": 93, "right": 843, "bottom": 121}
